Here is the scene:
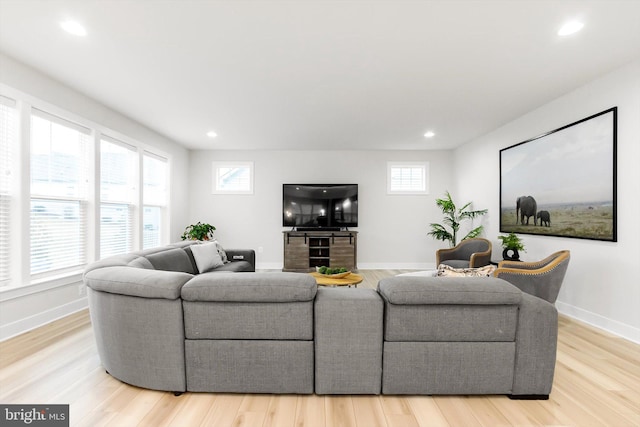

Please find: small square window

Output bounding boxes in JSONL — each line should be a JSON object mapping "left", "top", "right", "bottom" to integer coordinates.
{"left": 387, "top": 162, "right": 429, "bottom": 194}
{"left": 212, "top": 161, "right": 254, "bottom": 194}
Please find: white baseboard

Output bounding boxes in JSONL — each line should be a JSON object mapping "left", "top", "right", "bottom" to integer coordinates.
{"left": 255, "top": 262, "right": 284, "bottom": 270}
{"left": 0, "top": 297, "right": 88, "bottom": 342}
{"left": 556, "top": 301, "right": 639, "bottom": 344}
{"left": 257, "top": 263, "right": 436, "bottom": 271}
{"left": 357, "top": 262, "right": 435, "bottom": 270}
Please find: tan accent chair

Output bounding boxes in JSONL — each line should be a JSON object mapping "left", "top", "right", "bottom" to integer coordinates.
{"left": 493, "top": 250, "right": 570, "bottom": 303}
{"left": 436, "top": 238, "right": 492, "bottom": 269}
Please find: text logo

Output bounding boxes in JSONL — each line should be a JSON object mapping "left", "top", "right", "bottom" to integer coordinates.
{"left": 1, "top": 405, "right": 69, "bottom": 426}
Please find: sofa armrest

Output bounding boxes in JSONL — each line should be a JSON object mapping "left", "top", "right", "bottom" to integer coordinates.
{"left": 435, "top": 246, "right": 459, "bottom": 265}
{"left": 225, "top": 249, "right": 256, "bottom": 271}
{"left": 470, "top": 251, "right": 492, "bottom": 268}
{"left": 511, "top": 293, "right": 558, "bottom": 398}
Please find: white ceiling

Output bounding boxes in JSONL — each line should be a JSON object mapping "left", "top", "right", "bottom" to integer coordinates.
{"left": 1, "top": 1, "right": 639, "bottom": 151}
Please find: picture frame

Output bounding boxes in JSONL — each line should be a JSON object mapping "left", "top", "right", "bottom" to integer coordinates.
{"left": 499, "top": 107, "right": 617, "bottom": 242}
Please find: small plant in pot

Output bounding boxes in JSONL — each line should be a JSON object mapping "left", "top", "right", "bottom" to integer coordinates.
{"left": 498, "top": 232, "right": 525, "bottom": 261}
{"left": 181, "top": 222, "right": 216, "bottom": 241}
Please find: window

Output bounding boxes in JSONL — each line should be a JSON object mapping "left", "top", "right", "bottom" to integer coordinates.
{"left": 143, "top": 153, "right": 168, "bottom": 249}
{"left": 212, "top": 161, "right": 254, "bottom": 194}
{"left": 0, "top": 87, "right": 173, "bottom": 290}
{"left": 387, "top": 162, "right": 429, "bottom": 194}
{"left": 100, "top": 137, "right": 136, "bottom": 258}
{"left": 30, "top": 109, "right": 91, "bottom": 275}
{"left": 0, "top": 96, "right": 17, "bottom": 287}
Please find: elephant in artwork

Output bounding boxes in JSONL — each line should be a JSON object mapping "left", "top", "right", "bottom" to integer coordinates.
{"left": 537, "top": 210, "right": 551, "bottom": 227}
{"left": 516, "top": 196, "right": 537, "bottom": 225}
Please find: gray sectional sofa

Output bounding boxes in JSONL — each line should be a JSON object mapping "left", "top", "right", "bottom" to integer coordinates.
{"left": 84, "top": 242, "right": 558, "bottom": 399}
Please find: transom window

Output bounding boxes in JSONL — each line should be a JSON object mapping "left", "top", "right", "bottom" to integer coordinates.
{"left": 212, "top": 161, "right": 254, "bottom": 194}
{"left": 387, "top": 162, "right": 429, "bottom": 194}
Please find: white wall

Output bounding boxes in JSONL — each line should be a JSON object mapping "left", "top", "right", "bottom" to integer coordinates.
{"left": 453, "top": 59, "right": 640, "bottom": 343}
{"left": 188, "top": 150, "right": 454, "bottom": 269}
{"left": 0, "top": 53, "right": 190, "bottom": 339}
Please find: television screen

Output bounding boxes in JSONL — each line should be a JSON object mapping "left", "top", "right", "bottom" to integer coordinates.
{"left": 283, "top": 184, "right": 358, "bottom": 229}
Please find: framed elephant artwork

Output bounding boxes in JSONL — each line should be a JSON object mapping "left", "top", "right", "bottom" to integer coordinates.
{"left": 499, "top": 107, "right": 617, "bottom": 242}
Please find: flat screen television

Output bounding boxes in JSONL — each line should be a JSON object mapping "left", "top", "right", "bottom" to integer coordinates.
{"left": 283, "top": 184, "right": 358, "bottom": 229}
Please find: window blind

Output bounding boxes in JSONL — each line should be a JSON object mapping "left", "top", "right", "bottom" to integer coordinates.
{"left": 142, "top": 153, "right": 167, "bottom": 249}
{"left": 0, "top": 96, "right": 17, "bottom": 286}
{"left": 30, "top": 112, "right": 90, "bottom": 275}
{"left": 100, "top": 138, "right": 136, "bottom": 258}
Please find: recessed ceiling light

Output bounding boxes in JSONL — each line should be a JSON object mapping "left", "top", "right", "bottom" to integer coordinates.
{"left": 206, "top": 131, "right": 218, "bottom": 138}
{"left": 558, "top": 21, "right": 584, "bottom": 36}
{"left": 60, "top": 20, "right": 87, "bottom": 37}
{"left": 424, "top": 131, "right": 435, "bottom": 138}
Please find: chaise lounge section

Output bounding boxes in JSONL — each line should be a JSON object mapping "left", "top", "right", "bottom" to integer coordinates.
{"left": 377, "top": 276, "right": 557, "bottom": 398}
{"left": 84, "top": 242, "right": 559, "bottom": 398}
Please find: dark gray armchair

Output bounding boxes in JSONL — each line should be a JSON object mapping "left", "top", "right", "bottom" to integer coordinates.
{"left": 493, "top": 250, "right": 570, "bottom": 303}
{"left": 435, "top": 238, "right": 492, "bottom": 268}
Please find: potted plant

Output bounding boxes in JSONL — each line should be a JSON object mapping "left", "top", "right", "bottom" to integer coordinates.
{"left": 498, "top": 232, "right": 525, "bottom": 261}
{"left": 181, "top": 222, "right": 216, "bottom": 241}
{"left": 428, "top": 191, "right": 488, "bottom": 247}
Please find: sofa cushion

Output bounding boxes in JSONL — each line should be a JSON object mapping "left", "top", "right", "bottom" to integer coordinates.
{"left": 190, "top": 242, "right": 224, "bottom": 273}
{"left": 183, "top": 301, "right": 313, "bottom": 340}
{"left": 145, "top": 248, "right": 197, "bottom": 274}
{"left": 207, "top": 260, "right": 254, "bottom": 272}
{"left": 181, "top": 272, "right": 317, "bottom": 302}
{"left": 383, "top": 303, "right": 519, "bottom": 342}
{"left": 185, "top": 340, "right": 314, "bottom": 394}
{"left": 382, "top": 342, "right": 515, "bottom": 395}
{"left": 377, "top": 276, "right": 522, "bottom": 305}
{"left": 127, "top": 257, "right": 154, "bottom": 269}
{"left": 84, "top": 266, "right": 193, "bottom": 299}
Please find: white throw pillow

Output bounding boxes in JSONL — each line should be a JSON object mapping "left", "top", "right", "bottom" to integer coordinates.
{"left": 191, "top": 242, "right": 224, "bottom": 273}
{"left": 212, "top": 239, "right": 229, "bottom": 264}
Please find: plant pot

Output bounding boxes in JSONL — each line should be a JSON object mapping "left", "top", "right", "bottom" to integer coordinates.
{"left": 502, "top": 248, "right": 520, "bottom": 261}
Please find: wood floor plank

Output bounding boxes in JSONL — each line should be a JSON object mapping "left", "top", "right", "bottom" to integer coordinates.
{"left": 0, "top": 270, "right": 638, "bottom": 427}
{"left": 198, "top": 394, "right": 244, "bottom": 427}
{"left": 325, "top": 396, "right": 357, "bottom": 427}
{"left": 433, "top": 397, "right": 484, "bottom": 427}
{"left": 464, "top": 397, "right": 514, "bottom": 427}
{"left": 351, "top": 396, "right": 389, "bottom": 427}
{"left": 165, "top": 393, "right": 216, "bottom": 427}
{"left": 138, "top": 392, "right": 190, "bottom": 427}
{"left": 104, "top": 388, "right": 165, "bottom": 426}
{"left": 263, "top": 395, "right": 298, "bottom": 427}
{"left": 406, "top": 396, "right": 450, "bottom": 427}
{"left": 294, "top": 394, "right": 326, "bottom": 427}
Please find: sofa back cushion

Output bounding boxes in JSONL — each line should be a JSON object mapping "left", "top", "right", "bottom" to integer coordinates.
{"left": 182, "top": 272, "right": 317, "bottom": 303}
{"left": 378, "top": 276, "right": 522, "bottom": 342}
{"left": 85, "top": 266, "right": 193, "bottom": 299}
{"left": 145, "top": 248, "right": 197, "bottom": 274}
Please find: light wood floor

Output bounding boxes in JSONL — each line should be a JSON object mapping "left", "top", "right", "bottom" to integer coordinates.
{"left": 1, "top": 270, "right": 639, "bottom": 427}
